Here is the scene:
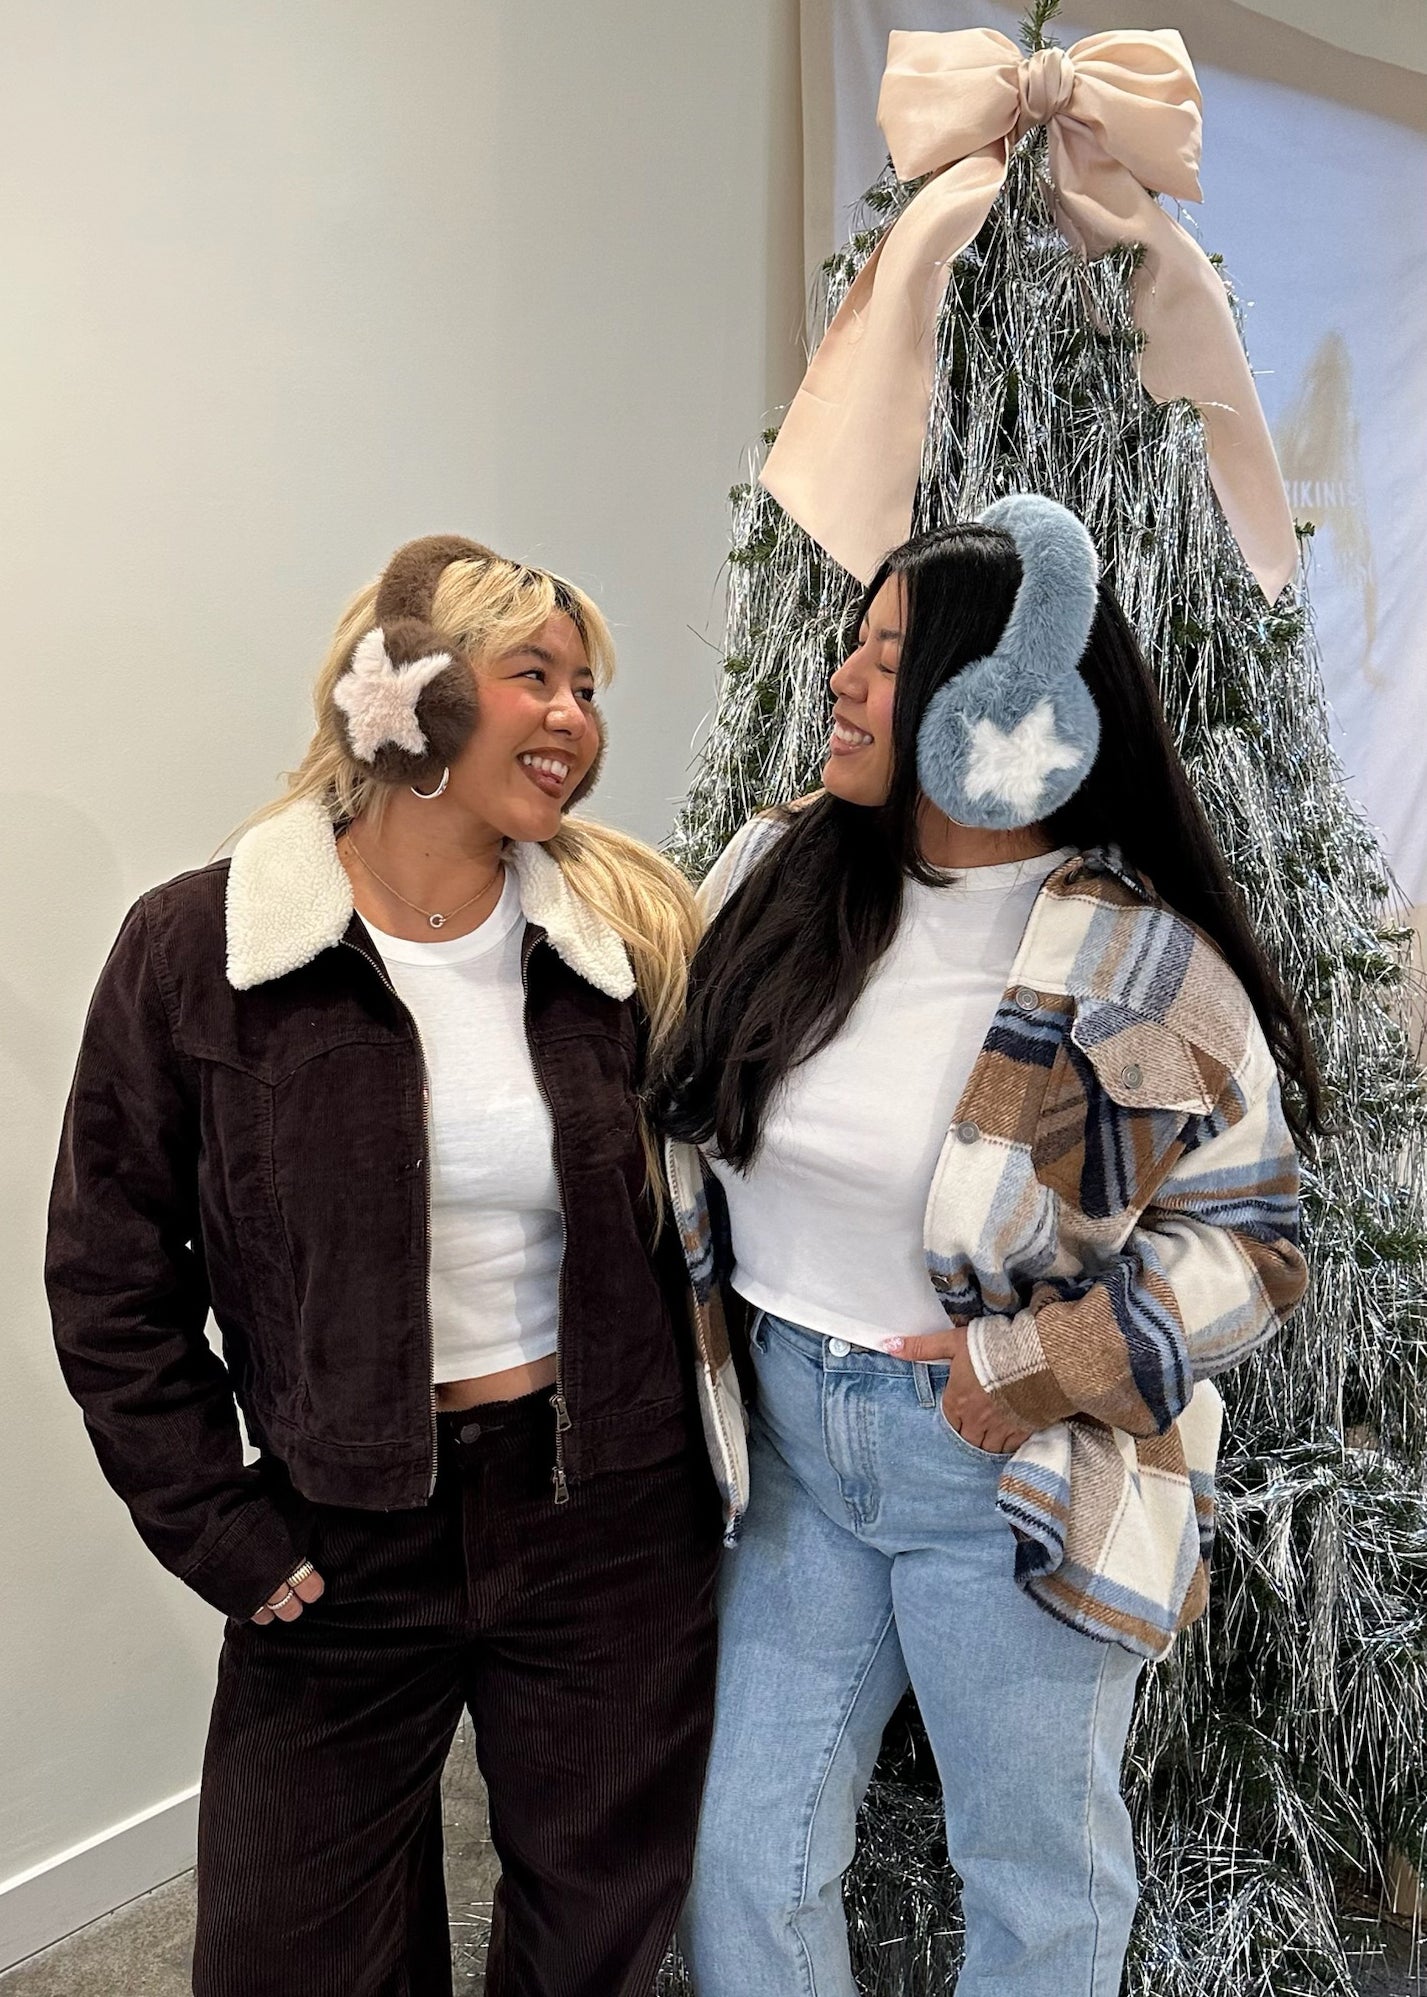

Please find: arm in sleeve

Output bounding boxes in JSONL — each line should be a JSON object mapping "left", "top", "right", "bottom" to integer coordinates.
{"left": 696, "top": 810, "right": 793, "bottom": 922}
{"left": 46, "top": 898, "right": 306, "bottom": 1616}
{"left": 968, "top": 1033, "right": 1308, "bottom": 1438}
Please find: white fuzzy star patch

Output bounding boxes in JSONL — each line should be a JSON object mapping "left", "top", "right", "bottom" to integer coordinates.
{"left": 332, "top": 629, "right": 455, "bottom": 763}
{"left": 963, "top": 699, "right": 1080, "bottom": 817}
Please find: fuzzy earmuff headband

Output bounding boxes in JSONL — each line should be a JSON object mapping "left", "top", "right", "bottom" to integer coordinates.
{"left": 915, "top": 494, "right": 1101, "bottom": 830}
{"left": 331, "top": 535, "right": 496, "bottom": 792}
{"left": 330, "top": 535, "right": 604, "bottom": 807}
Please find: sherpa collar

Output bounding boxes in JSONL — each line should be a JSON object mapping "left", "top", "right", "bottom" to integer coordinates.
{"left": 225, "top": 795, "right": 634, "bottom": 1001}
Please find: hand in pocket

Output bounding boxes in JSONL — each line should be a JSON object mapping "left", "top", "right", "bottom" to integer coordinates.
{"left": 885, "top": 1324, "right": 1034, "bottom": 1454}
{"left": 251, "top": 1560, "right": 326, "bottom": 1625}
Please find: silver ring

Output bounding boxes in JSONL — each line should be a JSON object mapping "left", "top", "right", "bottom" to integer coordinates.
{"left": 285, "top": 1560, "right": 315, "bottom": 1587}
{"left": 267, "top": 1587, "right": 296, "bottom": 1611}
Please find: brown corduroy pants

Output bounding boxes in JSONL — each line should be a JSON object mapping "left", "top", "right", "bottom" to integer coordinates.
{"left": 192, "top": 1394, "right": 721, "bottom": 1997}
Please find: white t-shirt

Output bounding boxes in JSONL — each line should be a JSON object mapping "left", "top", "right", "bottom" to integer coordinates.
{"left": 367, "top": 873, "right": 562, "bottom": 1383}
{"left": 709, "top": 849, "right": 1072, "bottom": 1350}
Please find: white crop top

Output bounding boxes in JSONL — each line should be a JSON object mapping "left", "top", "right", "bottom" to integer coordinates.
{"left": 367, "top": 872, "right": 562, "bottom": 1383}
{"left": 708, "top": 849, "right": 1072, "bottom": 1350}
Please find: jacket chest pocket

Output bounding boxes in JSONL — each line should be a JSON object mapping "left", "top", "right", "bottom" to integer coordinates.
{"left": 196, "top": 1040, "right": 418, "bottom": 1301}
{"left": 1032, "top": 1003, "right": 1206, "bottom": 1224}
{"left": 538, "top": 1027, "right": 641, "bottom": 1172}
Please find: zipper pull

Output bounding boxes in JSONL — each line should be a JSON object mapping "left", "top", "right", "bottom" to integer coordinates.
{"left": 550, "top": 1392, "right": 571, "bottom": 1504}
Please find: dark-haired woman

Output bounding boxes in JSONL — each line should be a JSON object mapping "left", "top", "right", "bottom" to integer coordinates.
{"left": 656, "top": 498, "right": 1314, "bottom": 1997}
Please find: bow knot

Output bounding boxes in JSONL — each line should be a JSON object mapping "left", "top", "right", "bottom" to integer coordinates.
{"left": 1018, "top": 46, "right": 1075, "bottom": 131}
{"left": 760, "top": 26, "right": 1296, "bottom": 603}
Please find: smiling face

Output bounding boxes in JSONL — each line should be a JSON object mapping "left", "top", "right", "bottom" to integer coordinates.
{"left": 822, "top": 574, "right": 905, "bottom": 807}
{"left": 446, "top": 609, "right": 602, "bottom": 841}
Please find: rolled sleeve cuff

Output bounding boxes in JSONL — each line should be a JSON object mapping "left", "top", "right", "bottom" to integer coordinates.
{"left": 967, "top": 1310, "right": 1079, "bottom": 1429}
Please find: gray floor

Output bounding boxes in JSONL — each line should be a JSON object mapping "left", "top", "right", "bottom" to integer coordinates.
{"left": 0, "top": 1722, "right": 497, "bottom": 1997}
{"left": 1360, "top": 1927, "right": 1425, "bottom": 1997}
{"left": 4, "top": 1728, "right": 1420, "bottom": 1995}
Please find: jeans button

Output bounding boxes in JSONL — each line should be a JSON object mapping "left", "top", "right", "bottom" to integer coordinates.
{"left": 458, "top": 1419, "right": 482, "bottom": 1444}
{"left": 827, "top": 1337, "right": 851, "bottom": 1358}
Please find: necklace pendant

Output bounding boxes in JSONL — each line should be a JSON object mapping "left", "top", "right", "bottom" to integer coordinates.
{"left": 428, "top": 913, "right": 446, "bottom": 930}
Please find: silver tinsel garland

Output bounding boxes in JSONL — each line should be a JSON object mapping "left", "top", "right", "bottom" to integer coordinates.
{"left": 666, "top": 22, "right": 1427, "bottom": 1994}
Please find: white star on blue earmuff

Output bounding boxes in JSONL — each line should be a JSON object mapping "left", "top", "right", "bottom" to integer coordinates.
{"left": 916, "top": 494, "right": 1101, "bottom": 830}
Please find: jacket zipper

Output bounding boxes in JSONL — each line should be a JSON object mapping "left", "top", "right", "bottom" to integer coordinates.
{"left": 521, "top": 937, "right": 571, "bottom": 1506}
{"left": 342, "top": 937, "right": 440, "bottom": 1497}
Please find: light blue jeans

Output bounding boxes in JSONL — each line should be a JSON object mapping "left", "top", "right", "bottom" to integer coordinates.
{"left": 680, "top": 1311, "right": 1143, "bottom": 1997}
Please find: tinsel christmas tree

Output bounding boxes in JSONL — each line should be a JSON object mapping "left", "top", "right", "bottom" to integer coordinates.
{"left": 665, "top": 9, "right": 1427, "bottom": 1993}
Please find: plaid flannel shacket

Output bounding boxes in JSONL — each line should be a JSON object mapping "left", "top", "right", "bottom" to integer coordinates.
{"left": 668, "top": 819, "right": 1307, "bottom": 1661}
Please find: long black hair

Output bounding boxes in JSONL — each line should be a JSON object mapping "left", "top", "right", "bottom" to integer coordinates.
{"left": 652, "top": 523, "right": 1323, "bottom": 1167}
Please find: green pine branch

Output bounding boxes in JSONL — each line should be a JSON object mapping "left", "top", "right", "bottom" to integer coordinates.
{"left": 1020, "top": 0, "right": 1063, "bottom": 54}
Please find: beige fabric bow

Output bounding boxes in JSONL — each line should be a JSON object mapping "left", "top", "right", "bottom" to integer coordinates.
{"left": 760, "top": 28, "right": 1297, "bottom": 603}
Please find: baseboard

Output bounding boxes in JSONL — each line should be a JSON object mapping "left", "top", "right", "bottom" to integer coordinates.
{"left": 0, "top": 1786, "right": 199, "bottom": 1973}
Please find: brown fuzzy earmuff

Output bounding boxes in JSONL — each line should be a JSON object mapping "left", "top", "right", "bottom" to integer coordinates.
{"left": 567, "top": 726, "right": 605, "bottom": 809}
{"left": 331, "top": 534, "right": 606, "bottom": 809}
{"left": 331, "top": 534, "right": 498, "bottom": 791}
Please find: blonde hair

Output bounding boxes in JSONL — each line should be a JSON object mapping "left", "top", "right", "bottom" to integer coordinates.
{"left": 248, "top": 551, "right": 698, "bottom": 1194}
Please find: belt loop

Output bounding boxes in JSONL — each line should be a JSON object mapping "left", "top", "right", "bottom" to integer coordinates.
{"left": 912, "top": 1361, "right": 935, "bottom": 1410}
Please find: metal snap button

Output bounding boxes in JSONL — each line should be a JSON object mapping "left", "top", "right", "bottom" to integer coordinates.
{"left": 1015, "top": 985, "right": 1039, "bottom": 1012}
{"left": 1121, "top": 1063, "right": 1144, "bottom": 1091}
{"left": 956, "top": 1120, "right": 980, "bottom": 1144}
{"left": 827, "top": 1337, "right": 851, "bottom": 1358}
{"left": 458, "top": 1420, "right": 482, "bottom": 1444}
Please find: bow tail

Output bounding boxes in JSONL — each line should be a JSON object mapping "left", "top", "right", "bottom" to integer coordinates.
{"left": 1136, "top": 210, "right": 1298, "bottom": 602}
{"left": 760, "top": 146, "right": 1008, "bottom": 584}
{"left": 1052, "top": 124, "right": 1297, "bottom": 604}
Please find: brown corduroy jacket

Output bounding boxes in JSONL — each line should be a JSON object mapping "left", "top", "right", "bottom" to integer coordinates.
{"left": 47, "top": 800, "right": 697, "bottom": 1619}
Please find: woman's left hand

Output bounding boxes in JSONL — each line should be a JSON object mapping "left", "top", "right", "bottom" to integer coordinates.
{"left": 885, "top": 1326, "right": 1034, "bottom": 1454}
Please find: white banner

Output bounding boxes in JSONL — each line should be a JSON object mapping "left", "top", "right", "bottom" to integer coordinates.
{"left": 809, "top": 2, "right": 1427, "bottom": 902}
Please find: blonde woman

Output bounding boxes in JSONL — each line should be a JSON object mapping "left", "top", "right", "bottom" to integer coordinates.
{"left": 47, "top": 537, "right": 724, "bottom": 1997}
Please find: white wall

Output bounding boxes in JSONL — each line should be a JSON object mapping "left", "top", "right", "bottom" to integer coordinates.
{"left": 1238, "top": 0, "right": 1427, "bottom": 74}
{"left": 0, "top": 0, "right": 803, "bottom": 1955}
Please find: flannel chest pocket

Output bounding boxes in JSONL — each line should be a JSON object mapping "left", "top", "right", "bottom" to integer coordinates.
{"left": 1032, "top": 1000, "right": 1210, "bottom": 1221}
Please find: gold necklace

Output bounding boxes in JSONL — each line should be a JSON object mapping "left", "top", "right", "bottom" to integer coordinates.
{"left": 346, "top": 839, "right": 503, "bottom": 932}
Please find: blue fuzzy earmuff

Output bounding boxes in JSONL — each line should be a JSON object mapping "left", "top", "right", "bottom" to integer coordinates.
{"left": 915, "top": 495, "right": 1101, "bottom": 830}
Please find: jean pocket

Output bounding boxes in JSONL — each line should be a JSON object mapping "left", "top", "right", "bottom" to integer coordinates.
{"left": 935, "top": 1392, "right": 1014, "bottom": 1463}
